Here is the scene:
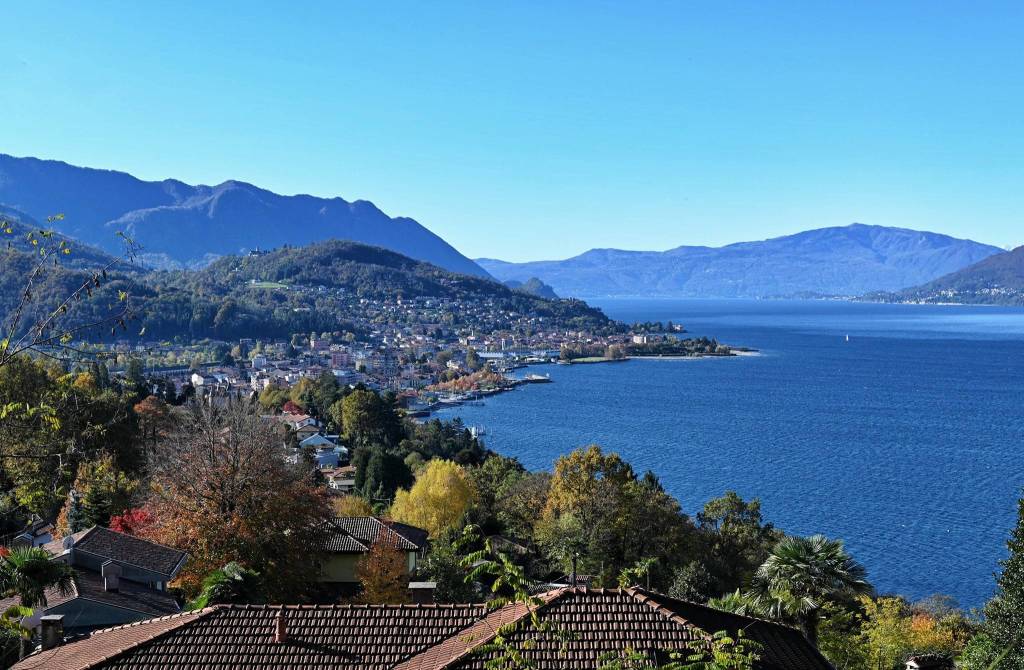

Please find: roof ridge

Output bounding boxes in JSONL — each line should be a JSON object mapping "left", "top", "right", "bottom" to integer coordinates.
{"left": 84, "top": 526, "right": 186, "bottom": 557}
{"left": 394, "top": 589, "right": 567, "bottom": 670}
{"left": 14, "top": 609, "right": 216, "bottom": 670}
{"left": 86, "top": 608, "right": 216, "bottom": 636}
{"left": 628, "top": 586, "right": 795, "bottom": 630}
{"left": 624, "top": 587, "right": 706, "bottom": 636}
{"left": 218, "top": 602, "right": 490, "bottom": 611}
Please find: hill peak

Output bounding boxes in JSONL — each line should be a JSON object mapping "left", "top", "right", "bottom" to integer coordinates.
{"left": 0, "top": 154, "right": 489, "bottom": 278}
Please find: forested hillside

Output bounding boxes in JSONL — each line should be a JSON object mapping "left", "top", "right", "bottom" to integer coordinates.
{"left": 1, "top": 216, "right": 616, "bottom": 344}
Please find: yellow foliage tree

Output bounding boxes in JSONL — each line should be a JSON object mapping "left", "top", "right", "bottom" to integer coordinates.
{"left": 859, "top": 596, "right": 968, "bottom": 669}
{"left": 333, "top": 495, "right": 374, "bottom": 517}
{"left": 389, "top": 460, "right": 476, "bottom": 537}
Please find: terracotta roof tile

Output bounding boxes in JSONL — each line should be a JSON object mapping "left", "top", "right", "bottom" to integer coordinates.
{"left": 400, "top": 588, "right": 832, "bottom": 670}
{"left": 12, "top": 610, "right": 212, "bottom": 670}
{"left": 11, "top": 589, "right": 832, "bottom": 670}
{"left": 13, "top": 603, "right": 486, "bottom": 670}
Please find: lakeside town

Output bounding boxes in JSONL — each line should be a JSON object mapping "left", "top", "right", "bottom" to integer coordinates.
{"left": 4, "top": 3, "right": 1024, "bottom": 668}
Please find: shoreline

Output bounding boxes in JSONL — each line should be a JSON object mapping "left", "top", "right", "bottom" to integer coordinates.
{"left": 423, "top": 346, "right": 758, "bottom": 416}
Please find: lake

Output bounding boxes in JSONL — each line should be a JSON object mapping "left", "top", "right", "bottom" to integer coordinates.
{"left": 440, "top": 299, "right": 1024, "bottom": 608}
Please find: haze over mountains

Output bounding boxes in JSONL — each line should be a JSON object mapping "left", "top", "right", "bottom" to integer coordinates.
{"left": 0, "top": 154, "right": 489, "bottom": 278}
{"left": 479, "top": 225, "right": 1003, "bottom": 299}
{"left": 1, "top": 154, "right": 1008, "bottom": 302}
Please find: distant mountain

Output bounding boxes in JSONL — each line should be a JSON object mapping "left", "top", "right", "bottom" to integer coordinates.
{"left": 872, "top": 246, "right": 1024, "bottom": 305}
{"left": 0, "top": 154, "right": 489, "bottom": 278}
{"left": 477, "top": 224, "right": 1003, "bottom": 298}
{"left": 503, "top": 277, "right": 559, "bottom": 299}
{"left": 1, "top": 232, "right": 614, "bottom": 343}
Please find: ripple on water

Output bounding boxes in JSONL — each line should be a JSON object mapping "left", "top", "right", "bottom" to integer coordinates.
{"left": 443, "top": 300, "right": 1024, "bottom": 607}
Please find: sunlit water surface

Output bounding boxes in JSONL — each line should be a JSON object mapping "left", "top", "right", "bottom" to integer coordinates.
{"left": 442, "top": 299, "right": 1024, "bottom": 607}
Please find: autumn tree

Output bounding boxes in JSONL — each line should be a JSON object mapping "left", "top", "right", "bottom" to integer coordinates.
{"left": 141, "top": 401, "right": 330, "bottom": 600}
{"left": 134, "top": 395, "right": 172, "bottom": 449}
{"left": 355, "top": 530, "right": 409, "bottom": 604}
{"left": 333, "top": 495, "right": 374, "bottom": 517}
{"left": 857, "top": 596, "right": 972, "bottom": 669}
{"left": 390, "top": 460, "right": 477, "bottom": 537}
{"left": 0, "top": 357, "right": 139, "bottom": 516}
{"left": 54, "top": 454, "right": 138, "bottom": 536}
{"left": 108, "top": 508, "right": 155, "bottom": 536}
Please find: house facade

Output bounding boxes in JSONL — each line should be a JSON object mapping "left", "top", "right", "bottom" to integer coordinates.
{"left": 317, "top": 517, "right": 428, "bottom": 585}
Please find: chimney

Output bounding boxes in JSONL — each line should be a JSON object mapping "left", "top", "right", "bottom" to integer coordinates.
{"left": 40, "top": 615, "right": 63, "bottom": 651}
{"left": 101, "top": 560, "right": 122, "bottom": 592}
{"left": 274, "top": 611, "right": 287, "bottom": 644}
{"left": 407, "top": 581, "right": 437, "bottom": 604}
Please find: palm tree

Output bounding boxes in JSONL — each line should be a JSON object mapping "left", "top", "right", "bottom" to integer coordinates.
{"left": 750, "top": 535, "right": 871, "bottom": 647}
{"left": 707, "top": 589, "right": 768, "bottom": 618}
{"left": 0, "top": 547, "right": 75, "bottom": 608}
{"left": 188, "top": 562, "right": 264, "bottom": 610}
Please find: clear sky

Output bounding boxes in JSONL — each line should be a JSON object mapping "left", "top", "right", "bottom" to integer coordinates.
{"left": 3, "top": 2, "right": 1022, "bottom": 261}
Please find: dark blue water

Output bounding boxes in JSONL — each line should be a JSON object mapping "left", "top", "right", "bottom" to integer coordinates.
{"left": 441, "top": 299, "right": 1024, "bottom": 608}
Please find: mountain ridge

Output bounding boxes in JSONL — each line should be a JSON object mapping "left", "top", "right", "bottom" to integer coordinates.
{"left": 477, "top": 224, "right": 1003, "bottom": 299}
{"left": 871, "top": 245, "right": 1024, "bottom": 305}
{"left": 0, "top": 154, "right": 489, "bottom": 278}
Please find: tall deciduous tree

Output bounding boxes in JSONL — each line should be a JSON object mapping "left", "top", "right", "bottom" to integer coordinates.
{"left": 141, "top": 401, "right": 330, "bottom": 600}
{"left": 355, "top": 530, "right": 409, "bottom": 604}
{"left": 390, "top": 460, "right": 477, "bottom": 537}
{"left": 696, "top": 491, "right": 782, "bottom": 595}
{"left": 341, "top": 389, "right": 401, "bottom": 447}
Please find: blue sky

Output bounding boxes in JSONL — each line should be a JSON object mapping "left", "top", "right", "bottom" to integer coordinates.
{"left": 3, "top": 2, "right": 1022, "bottom": 261}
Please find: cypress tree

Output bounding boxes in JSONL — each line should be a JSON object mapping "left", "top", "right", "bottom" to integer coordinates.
{"left": 983, "top": 494, "right": 1024, "bottom": 669}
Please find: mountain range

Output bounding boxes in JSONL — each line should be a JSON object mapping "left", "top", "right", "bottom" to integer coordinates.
{"left": 2, "top": 154, "right": 1010, "bottom": 303}
{"left": 0, "top": 154, "right": 489, "bottom": 278}
{"left": 478, "top": 224, "right": 1004, "bottom": 299}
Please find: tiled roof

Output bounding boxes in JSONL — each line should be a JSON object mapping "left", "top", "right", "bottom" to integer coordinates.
{"left": 11, "top": 589, "right": 832, "bottom": 670}
{"left": 44, "top": 528, "right": 186, "bottom": 579}
{"left": 329, "top": 518, "right": 427, "bottom": 552}
{"left": 397, "top": 588, "right": 833, "bottom": 670}
{"left": 317, "top": 520, "right": 370, "bottom": 553}
{"left": 11, "top": 610, "right": 212, "bottom": 670}
{"left": 12, "top": 603, "right": 486, "bottom": 670}
{"left": 0, "top": 570, "right": 181, "bottom": 619}
{"left": 389, "top": 522, "right": 430, "bottom": 550}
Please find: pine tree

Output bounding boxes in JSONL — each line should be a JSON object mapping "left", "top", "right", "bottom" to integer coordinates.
{"left": 982, "top": 494, "right": 1024, "bottom": 670}
{"left": 65, "top": 492, "right": 88, "bottom": 534}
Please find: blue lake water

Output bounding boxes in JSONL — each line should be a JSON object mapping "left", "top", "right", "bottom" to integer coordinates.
{"left": 441, "top": 299, "right": 1024, "bottom": 608}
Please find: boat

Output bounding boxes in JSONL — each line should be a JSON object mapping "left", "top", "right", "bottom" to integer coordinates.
{"left": 523, "top": 373, "right": 553, "bottom": 383}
